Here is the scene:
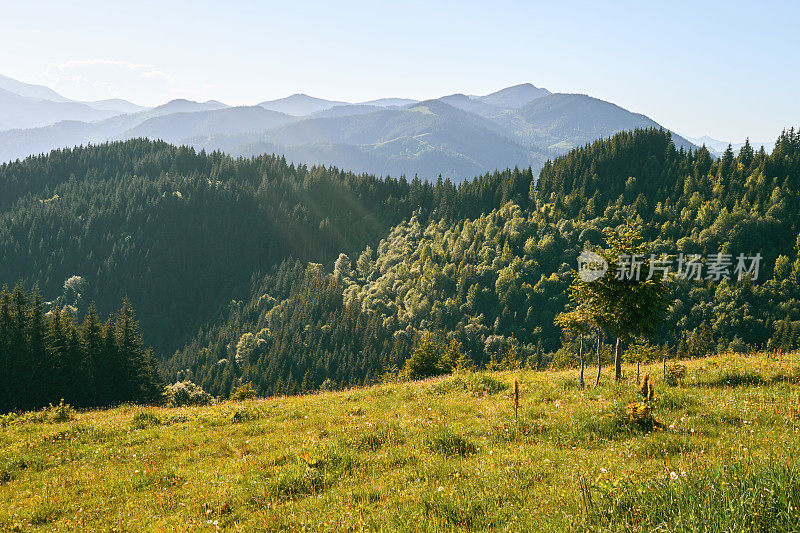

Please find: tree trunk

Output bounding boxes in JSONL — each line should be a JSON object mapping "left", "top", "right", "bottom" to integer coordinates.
{"left": 636, "top": 361, "right": 640, "bottom": 384}
{"left": 614, "top": 337, "right": 621, "bottom": 382}
{"left": 595, "top": 332, "right": 602, "bottom": 386}
{"left": 579, "top": 333, "right": 585, "bottom": 389}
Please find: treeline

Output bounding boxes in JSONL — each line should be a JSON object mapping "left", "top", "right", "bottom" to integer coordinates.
{"left": 166, "top": 128, "right": 800, "bottom": 397}
{"left": 0, "top": 139, "right": 535, "bottom": 353}
{"left": 0, "top": 286, "right": 161, "bottom": 413}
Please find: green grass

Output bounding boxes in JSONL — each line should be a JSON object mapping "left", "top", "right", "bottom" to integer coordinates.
{"left": 1, "top": 352, "right": 799, "bottom": 531}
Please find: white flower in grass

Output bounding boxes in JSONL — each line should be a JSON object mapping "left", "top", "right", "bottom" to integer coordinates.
{"left": 670, "top": 471, "right": 679, "bottom": 480}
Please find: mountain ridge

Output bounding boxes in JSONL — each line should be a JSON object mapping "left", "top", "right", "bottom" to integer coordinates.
{"left": 0, "top": 75, "right": 698, "bottom": 179}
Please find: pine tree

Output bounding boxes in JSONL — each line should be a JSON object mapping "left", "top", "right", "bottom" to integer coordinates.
{"left": 404, "top": 332, "right": 443, "bottom": 379}
{"left": 81, "top": 305, "right": 103, "bottom": 405}
{"left": 28, "top": 291, "right": 48, "bottom": 406}
{"left": 0, "top": 288, "right": 11, "bottom": 412}
{"left": 300, "top": 370, "right": 314, "bottom": 393}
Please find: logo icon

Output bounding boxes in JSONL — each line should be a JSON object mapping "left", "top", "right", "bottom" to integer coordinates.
{"left": 578, "top": 251, "right": 608, "bottom": 282}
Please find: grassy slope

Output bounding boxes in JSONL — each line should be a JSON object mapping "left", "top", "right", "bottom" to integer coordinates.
{"left": 1, "top": 353, "right": 800, "bottom": 532}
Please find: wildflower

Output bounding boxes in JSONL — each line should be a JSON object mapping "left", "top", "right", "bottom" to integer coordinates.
{"left": 670, "top": 471, "right": 679, "bottom": 480}
{"left": 437, "top": 486, "right": 444, "bottom": 492}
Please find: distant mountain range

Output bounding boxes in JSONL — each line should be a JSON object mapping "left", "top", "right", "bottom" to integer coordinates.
{"left": 681, "top": 134, "right": 771, "bottom": 156}
{"left": 0, "top": 75, "right": 709, "bottom": 180}
{"left": 0, "top": 74, "right": 147, "bottom": 129}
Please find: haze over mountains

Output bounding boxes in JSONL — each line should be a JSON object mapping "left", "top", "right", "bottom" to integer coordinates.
{"left": 0, "top": 75, "right": 719, "bottom": 180}
{"left": 682, "top": 134, "right": 771, "bottom": 156}
{"left": 0, "top": 74, "right": 148, "bottom": 129}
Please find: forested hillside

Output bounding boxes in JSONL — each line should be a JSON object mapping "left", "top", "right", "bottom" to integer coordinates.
{"left": 0, "top": 139, "right": 532, "bottom": 353}
{"left": 3, "top": 129, "right": 799, "bottom": 400}
{"left": 164, "top": 128, "right": 800, "bottom": 397}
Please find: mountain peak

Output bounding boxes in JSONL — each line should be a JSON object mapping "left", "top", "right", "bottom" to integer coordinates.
{"left": 479, "top": 83, "right": 550, "bottom": 109}
{"left": 259, "top": 94, "right": 347, "bottom": 116}
{"left": 161, "top": 99, "right": 225, "bottom": 106}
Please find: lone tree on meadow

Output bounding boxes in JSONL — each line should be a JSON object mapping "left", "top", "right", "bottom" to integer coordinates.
{"left": 568, "top": 218, "right": 671, "bottom": 382}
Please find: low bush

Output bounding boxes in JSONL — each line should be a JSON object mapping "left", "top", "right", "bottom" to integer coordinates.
{"left": 230, "top": 382, "right": 258, "bottom": 401}
{"left": 48, "top": 399, "right": 76, "bottom": 423}
{"left": 163, "top": 381, "right": 214, "bottom": 407}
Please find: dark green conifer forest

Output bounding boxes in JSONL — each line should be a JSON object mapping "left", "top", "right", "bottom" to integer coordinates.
{"left": 2, "top": 128, "right": 799, "bottom": 404}
{"left": 0, "top": 286, "right": 160, "bottom": 412}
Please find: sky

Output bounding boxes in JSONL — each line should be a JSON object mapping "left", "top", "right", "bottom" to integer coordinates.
{"left": 1, "top": 0, "right": 798, "bottom": 142}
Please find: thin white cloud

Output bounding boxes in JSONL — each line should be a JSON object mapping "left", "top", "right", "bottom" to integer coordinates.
{"left": 30, "top": 59, "right": 213, "bottom": 105}
{"left": 55, "top": 59, "right": 155, "bottom": 71}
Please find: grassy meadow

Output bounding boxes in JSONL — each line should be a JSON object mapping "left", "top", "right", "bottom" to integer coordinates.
{"left": 1, "top": 352, "right": 800, "bottom": 532}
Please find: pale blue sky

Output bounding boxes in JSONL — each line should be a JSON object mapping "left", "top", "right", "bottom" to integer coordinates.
{"left": 2, "top": 0, "right": 797, "bottom": 141}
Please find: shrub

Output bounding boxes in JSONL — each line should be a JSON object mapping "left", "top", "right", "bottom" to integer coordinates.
{"left": 48, "top": 399, "right": 76, "bottom": 423}
{"left": 549, "top": 347, "right": 577, "bottom": 370}
{"left": 163, "top": 381, "right": 214, "bottom": 407}
{"left": 230, "top": 382, "right": 258, "bottom": 401}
